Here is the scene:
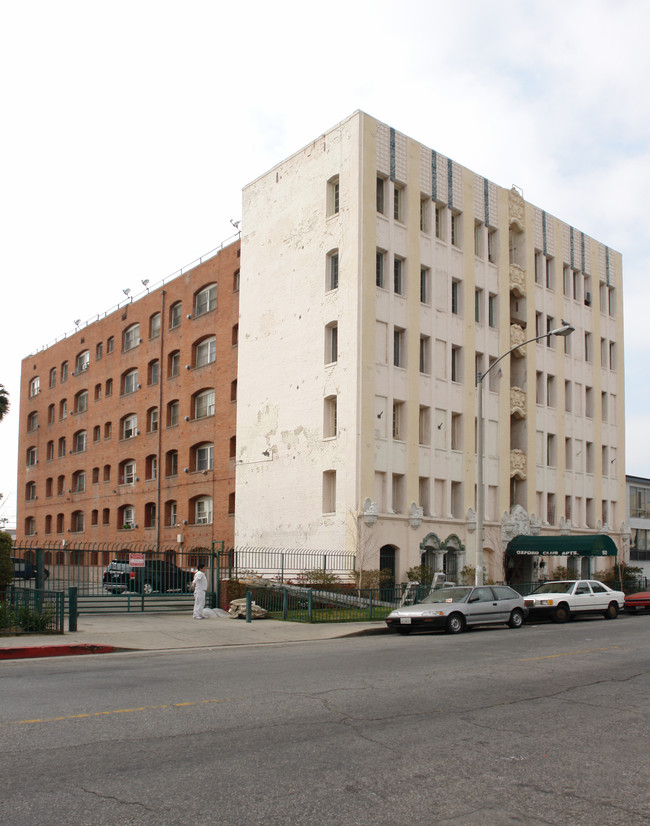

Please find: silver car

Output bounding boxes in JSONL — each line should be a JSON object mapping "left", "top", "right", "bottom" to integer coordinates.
{"left": 385, "top": 585, "right": 528, "bottom": 635}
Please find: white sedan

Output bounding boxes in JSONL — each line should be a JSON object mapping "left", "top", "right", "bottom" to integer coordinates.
{"left": 524, "top": 580, "right": 624, "bottom": 623}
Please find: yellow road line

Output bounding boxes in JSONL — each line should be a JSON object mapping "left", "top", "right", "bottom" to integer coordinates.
{"left": 3, "top": 698, "right": 232, "bottom": 728}
{"left": 520, "top": 646, "right": 618, "bottom": 661}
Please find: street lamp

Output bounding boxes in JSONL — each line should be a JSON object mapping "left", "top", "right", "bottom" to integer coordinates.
{"left": 475, "top": 322, "right": 574, "bottom": 585}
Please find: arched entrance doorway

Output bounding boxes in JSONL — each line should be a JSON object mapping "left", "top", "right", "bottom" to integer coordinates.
{"left": 379, "top": 545, "right": 397, "bottom": 587}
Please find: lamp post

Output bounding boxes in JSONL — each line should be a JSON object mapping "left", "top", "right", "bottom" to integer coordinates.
{"left": 475, "top": 323, "right": 574, "bottom": 586}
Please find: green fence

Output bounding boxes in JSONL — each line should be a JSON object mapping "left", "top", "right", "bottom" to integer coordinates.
{"left": 244, "top": 584, "right": 421, "bottom": 623}
{"left": 1, "top": 587, "right": 65, "bottom": 635}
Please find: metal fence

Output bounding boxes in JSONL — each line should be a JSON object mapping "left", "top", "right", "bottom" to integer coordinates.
{"left": 1, "top": 587, "right": 65, "bottom": 635}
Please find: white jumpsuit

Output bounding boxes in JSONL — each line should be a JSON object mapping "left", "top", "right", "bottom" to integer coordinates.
{"left": 191, "top": 569, "right": 208, "bottom": 619}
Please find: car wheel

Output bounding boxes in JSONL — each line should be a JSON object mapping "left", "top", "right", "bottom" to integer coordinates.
{"left": 396, "top": 627, "right": 411, "bottom": 636}
{"left": 508, "top": 609, "right": 524, "bottom": 628}
{"left": 445, "top": 613, "right": 465, "bottom": 634}
{"left": 552, "top": 603, "right": 570, "bottom": 623}
{"left": 604, "top": 602, "right": 619, "bottom": 620}
{"left": 142, "top": 582, "right": 153, "bottom": 596}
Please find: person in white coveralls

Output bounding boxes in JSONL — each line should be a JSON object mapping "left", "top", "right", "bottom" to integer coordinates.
{"left": 190, "top": 563, "right": 208, "bottom": 619}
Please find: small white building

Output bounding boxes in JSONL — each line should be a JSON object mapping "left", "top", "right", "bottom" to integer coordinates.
{"left": 236, "top": 111, "right": 626, "bottom": 585}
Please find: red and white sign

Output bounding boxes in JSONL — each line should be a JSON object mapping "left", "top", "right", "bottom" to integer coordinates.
{"left": 129, "top": 553, "right": 146, "bottom": 568}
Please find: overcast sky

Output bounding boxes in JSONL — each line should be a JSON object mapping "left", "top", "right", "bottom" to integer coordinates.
{"left": 1, "top": 0, "right": 649, "bottom": 530}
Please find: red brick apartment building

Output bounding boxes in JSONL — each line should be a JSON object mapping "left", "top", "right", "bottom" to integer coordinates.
{"left": 17, "top": 241, "right": 240, "bottom": 550}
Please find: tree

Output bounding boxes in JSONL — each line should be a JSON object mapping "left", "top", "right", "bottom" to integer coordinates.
{"left": 0, "top": 383, "right": 9, "bottom": 422}
{"left": 0, "top": 531, "right": 13, "bottom": 590}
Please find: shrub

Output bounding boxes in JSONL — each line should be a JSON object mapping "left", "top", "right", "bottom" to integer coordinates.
{"left": 406, "top": 564, "right": 434, "bottom": 586}
{"left": 295, "top": 568, "right": 340, "bottom": 588}
{"left": 0, "top": 531, "right": 13, "bottom": 590}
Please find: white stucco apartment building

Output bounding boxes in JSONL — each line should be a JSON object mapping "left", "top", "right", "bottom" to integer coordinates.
{"left": 235, "top": 111, "right": 625, "bottom": 585}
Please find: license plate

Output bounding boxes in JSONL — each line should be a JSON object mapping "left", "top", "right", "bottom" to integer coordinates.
{"left": 400, "top": 617, "right": 412, "bottom": 624}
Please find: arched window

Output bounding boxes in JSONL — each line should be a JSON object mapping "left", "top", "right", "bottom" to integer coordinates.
{"left": 46, "top": 440, "right": 54, "bottom": 461}
{"left": 56, "top": 513, "right": 64, "bottom": 533}
{"left": 49, "top": 367, "right": 56, "bottom": 387}
{"left": 167, "top": 400, "right": 179, "bottom": 427}
{"left": 194, "top": 284, "right": 217, "bottom": 316}
{"left": 27, "top": 411, "right": 38, "bottom": 431}
{"left": 57, "top": 475, "right": 65, "bottom": 495}
{"left": 25, "top": 481, "right": 36, "bottom": 501}
{"left": 145, "top": 454, "right": 157, "bottom": 480}
{"left": 118, "top": 459, "right": 136, "bottom": 485}
{"left": 168, "top": 350, "right": 180, "bottom": 377}
{"left": 72, "top": 470, "right": 85, "bottom": 493}
{"left": 120, "top": 413, "right": 137, "bottom": 440}
{"left": 123, "top": 323, "right": 140, "bottom": 352}
{"left": 192, "top": 495, "right": 213, "bottom": 525}
{"left": 59, "top": 398, "right": 67, "bottom": 419}
{"left": 147, "top": 407, "right": 158, "bottom": 433}
{"left": 29, "top": 376, "right": 40, "bottom": 397}
{"left": 61, "top": 361, "right": 68, "bottom": 382}
{"left": 165, "top": 450, "right": 178, "bottom": 477}
{"left": 149, "top": 312, "right": 161, "bottom": 338}
{"left": 71, "top": 511, "right": 85, "bottom": 532}
{"left": 26, "top": 446, "right": 37, "bottom": 466}
{"left": 193, "top": 388, "right": 215, "bottom": 419}
{"left": 144, "top": 502, "right": 156, "bottom": 529}
{"left": 48, "top": 404, "right": 55, "bottom": 424}
{"left": 121, "top": 368, "right": 138, "bottom": 395}
{"left": 74, "top": 389, "right": 88, "bottom": 413}
{"left": 148, "top": 359, "right": 159, "bottom": 385}
{"left": 45, "top": 514, "right": 52, "bottom": 534}
{"left": 192, "top": 442, "right": 214, "bottom": 472}
{"left": 25, "top": 516, "right": 36, "bottom": 536}
{"left": 165, "top": 500, "right": 178, "bottom": 527}
{"left": 45, "top": 477, "right": 53, "bottom": 497}
{"left": 169, "top": 301, "right": 182, "bottom": 329}
{"left": 194, "top": 336, "right": 216, "bottom": 367}
{"left": 73, "top": 430, "right": 87, "bottom": 453}
{"left": 75, "top": 350, "right": 90, "bottom": 373}
{"left": 118, "top": 504, "right": 135, "bottom": 529}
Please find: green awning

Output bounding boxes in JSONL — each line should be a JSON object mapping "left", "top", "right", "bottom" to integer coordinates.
{"left": 506, "top": 534, "right": 618, "bottom": 557}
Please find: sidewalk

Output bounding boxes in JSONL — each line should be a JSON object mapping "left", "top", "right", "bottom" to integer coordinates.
{"left": 0, "top": 612, "right": 389, "bottom": 659}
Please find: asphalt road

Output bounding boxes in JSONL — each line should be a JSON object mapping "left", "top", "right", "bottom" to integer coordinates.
{"left": 2, "top": 615, "right": 649, "bottom": 825}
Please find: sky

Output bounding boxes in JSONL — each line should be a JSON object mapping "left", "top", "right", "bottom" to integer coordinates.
{"left": 1, "top": 0, "right": 649, "bottom": 530}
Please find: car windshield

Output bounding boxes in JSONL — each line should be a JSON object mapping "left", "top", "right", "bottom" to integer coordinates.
{"left": 421, "top": 587, "right": 473, "bottom": 604}
{"left": 529, "top": 581, "right": 575, "bottom": 595}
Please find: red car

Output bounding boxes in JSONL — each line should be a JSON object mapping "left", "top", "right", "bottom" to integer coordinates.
{"left": 624, "top": 591, "right": 650, "bottom": 612}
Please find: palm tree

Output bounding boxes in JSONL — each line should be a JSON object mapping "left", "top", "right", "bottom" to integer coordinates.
{"left": 0, "top": 384, "right": 9, "bottom": 422}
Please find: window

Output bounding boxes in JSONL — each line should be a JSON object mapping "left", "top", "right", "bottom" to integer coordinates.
{"left": 325, "top": 323, "right": 338, "bottom": 365}
{"left": 166, "top": 450, "right": 178, "bottom": 477}
{"left": 230, "top": 380, "right": 237, "bottom": 402}
{"left": 194, "top": 389, "right": 215, "bottom": 419}
{"left": 327, "top": 250, "right": 339, "bottom": 291}
{"left": 195, "top": 336, "right": 216, "bottom": 367}
{"left": 165, "top": 500, "right": 178, "bottom": 527}
{"left": 146, "top": 455, "right": 157, "bottom": 480}
{"left": 327, "top": 176, "right": 340, "bottom": 216}
{"left": 451, "top": 212, "right": 461, "bottom": 247}
{"left": 376, "top": 250, "right": 386, "bottom": 288}
{"left": 102, "top": 507, "right": 110, "bottom": 525}
{"left": 56, "top": 513, "right": 64, "bottom": 533}
{"left": 119, "top": 460, "right": 136, "bottom": 486}
{"left": 392, "top": 473, "right": 405, "bottom": 513}
{"left": 121, "top": 414, "right": 137, "bottom": 440}
{"left": 59, "top": 399, "right": 67, "bottom": 419}
{"left": 195, "top": 442, "right": 214, "bottom": 471}
{"left": 451, "top": 346, "right": 462, "bottom": 382}
{"left": 94, "top": 383, "right": 101, "bottom": 401}
{"left": 420, "top": 197, "right": 429, "bottom": 232}
{"left": 61, "top": 361, "right": 69, "bottom": 382}
{"left": 474, "top": 288, "right": 482, "bottom": 324}
{"left": 168, "top": 350, "right": 180, "bottom": 377}
{"left": 106, "top": 337, "right": 114, "bottom": 354}
{"left": 228, "top": 492, "right": 236, "bottom": 515}
{"left": 322, "top": 470, "right": 336, "bottom": 514}
{"left": 29, "top": 377, "right": 40, "bottom": 397}
{"left": 144, "top": 502, "right": 156, "bottom": 529}
{"left": 119, "top": 505, "right": 135, "bottom": 529}
{"left": 419, "top": 335, "right": 431, "bottom": 374}
{"left": 122, "top": 369, "right": 138, "bottom": 395}
{"left": 232, "top": 324, "right": 238, "bottom": 346}
{"left": 73, "top": 430, "right": 87, "bottom": 453}
{"left": 195, "top": 284, "right": 217, "bottom": 316}
{"left": 488, "top": 294, "right": 497, "bottom": 328}
{"left": 167, "top": 400, "right": 179, "bottom": 427}
{"left": 233, "top": 270, "right": 240, "bottom": 292}
{"left": 420, "top": 267, "right": 430, "bottom": 304}
{"left": 474, "top": 222, "right": 483, "bottom": 257}
{"left": 547, "top": 434, "right": 556, "bottom": 467}
{"left": 123, "top": 324, "right": 140, "bottom": 352}
{"left": 375, "top": 176, "right": 386, "bottom": 214}
{"left": 51, "top": 438, "right": 58, "bottom": 459}
{"left": 147, "top": 407, "right": 158, "bottom": 433}
{"left": 46, "top": 477, "right": 53, "bottom": 497}
{"left": 451, "top": 412, "right": 462, "bottom": 450}
{"left": 45, "top": 515, "right": 52, "bottom": 533}
{"left": 451, "top": 280, "right": 460, "bottom": 314}
{"left": 393, "top": 327, "right": 405, "bottom": 368}
{"left": 392, "top": 400, "right": 405, "bottom": 440}
{"left": 419, "top": 406, "right": 430, "bottom": 446}
{"left": 584, "top": 332, "right": 592, "bottom": 362}
{"left": 75, "top": 350, "right": 90, "bottom": 373}
{"left": 393, "top": 184, "right": 403, "bottom": 222}
{"left": 534, "top": 251, "right": 543, "bottom": 284}
{"left": 105, "top": 378, "right": 113, "bottom": 396}
{"left": 585, "top": 386, "right": 594, "bottom": 418}
{"left": 435, "top": 204, "right": 445, "bottom": 240}
{"left": 169, "top": 301, "right": 182, "bottom": 329}
{"left": 103, "top": 464, "right": 111, "bottom": 482}
{"left": 91, "top": 509, "right": 98, "bottom": 526}
{"left": 96, "top": 342, "right": 103, "bottom": 360}
{"left": 148, "top": 359, "right": 159, "bottom": 385}
{"left": 546, "top": 375, "right": 556, "bottom": 407}
{"left": 92, "top": 467, "right": 99, "bottom": 484}
{"left": 487, "top": 228, "right": 497, "bottom": 263}
{"left": 546, "top": 316, "right": 555, "bottom": 347}
{"left": 27, "top": 411, "right": 38, "bottom": 431}
{"left": 71, "top": 511, "right": 85, "bottom": 533}
{"left": 194, "top": 496, "right": 213, "bottom": 525}
{"left": 323, "top": 396, "right": 337, "bottom": 439}
{"left": 93, "top": 425, "right": 100, "bottom": 442}
{"left": 25, "top": 481, "right": 36, "bottom": 501}
{"left": 150, "top": 312, "right": 161, "bottom": 338}
{"left": 73, "top": 470, "right": 86, "bottom": 493}
{"left": 393, "top": 257, "right": 404, "bottom": 295}
{"left": 48, "top": 404, "right": 55, "bottom": 424}
{"left": 49, "top": 367, "right": 56, "bottom": 388}
{"left": 229, "top": 435, "right": 236, "bottom": 459}
{"left": 75, "top": 390, "right": 88, "bottom": 413}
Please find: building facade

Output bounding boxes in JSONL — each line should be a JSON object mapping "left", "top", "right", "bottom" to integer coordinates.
{"left": 236, "top": 111, "right": 625, "bottom": 584}
{"left": 626, "top": 475, "right": 650, "bottom": 579}
{"left": 17, "top": 241, "right": 240, "bottom": 550}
